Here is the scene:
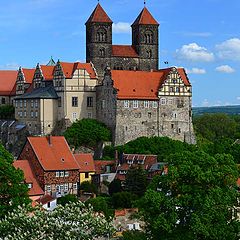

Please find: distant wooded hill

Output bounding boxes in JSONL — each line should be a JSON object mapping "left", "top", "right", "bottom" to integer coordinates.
{"left": 193, "top": 105, "right": 240, "bottom": 116}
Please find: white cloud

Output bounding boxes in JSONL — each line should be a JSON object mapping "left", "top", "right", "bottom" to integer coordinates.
{"left": 112, "top": 22, "right": 131, "bottom": 34}
{"left": 176, "top": 43, "right": 214, "bottom": 62}
{"left": 0, "top": 63, "right": 20, "bottom": 70}
{"left": 216, "top": 38, "right": 240, "bottom": 61}
{"left": 177, "top": 31, "right": 213, "bottom": 37}
{"left": 236, "top": 97, "right": 240, "bottom": 101}
{"left": 215, "top": 65, "right": 235, "bottom": 73}
{"left": 202, "top": 99, "right": 210, "bottom": 107}
{"left": 186, "top": 68, "right": 206, "bottom": 74}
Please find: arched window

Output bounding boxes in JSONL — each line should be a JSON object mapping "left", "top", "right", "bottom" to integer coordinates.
{"left": 99, "top": 48, "right": 105, "bottom": 57}
{"left": 144, "top": 31, "right": 153, "bottom": 44}
{"left": 96, "top": 29, "right": 107, "bottom": 42}
{"left": 147, "top": 49, "right": 152, "bottom": 58}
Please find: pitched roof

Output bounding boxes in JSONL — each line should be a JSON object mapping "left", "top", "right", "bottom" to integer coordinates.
{"left": 112, "top": 45, "right": 139, "bottom": 58}
{"left": 111, "top": 70, "right": 168, "bottom": 100}
{"left": 74, "top": 153, "right": 95, "bottom": 173}
{"left": 132, "top": 7, "right": 159, "bottom": 26}
{"left": 40, "top": 65, "right": 55, "bottom": 81}
{"left": 22, "top": 68, "right": 35, "bottom": 84}
{"left": 46, "top": 57, "right": 56, "bottom": 66}
{"left": 94, "top": 160, "right": 116, "bottom": 174}
{"left": 15, "top": 86, "right": 58, "bottom": 100}
{"left": 37, "top": 195, "right": 55, "bottom": 205}
{"left": 13, "top": 160, "right": 44, "bottom": 196}
{"left": 111, "top": 67, "right": 191, "bottom": 100}
{"left": 0, "top": 70, "right": 18, "bottom": 95}
{"left": 60, "top": 62, "right": 97, "bottom": 79}
{"left": 86, "top": 3, "right": 112, "bottom": 24}
{"left": 27, "top": 136, "right": 79, "bottom": 171}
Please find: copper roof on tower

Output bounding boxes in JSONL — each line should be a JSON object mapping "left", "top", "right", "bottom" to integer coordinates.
{"left": 132, "top": 7, "right": 159, "bottom": 25}
{"left": 86, "top": 3, "right": 112, "bottom": 24}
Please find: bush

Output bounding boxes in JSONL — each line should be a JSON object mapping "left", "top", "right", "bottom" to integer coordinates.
{"left": 80, "top": 181, "right": 98, "bottom": 194}
{"left": 112, "top": 192, "right": 137, "bottom": 209}
{"left": 57, "top": 194, "right": 78, "bottom": 206}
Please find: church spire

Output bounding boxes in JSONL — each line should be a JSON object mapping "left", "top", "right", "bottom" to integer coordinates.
{"left": 86, "top": 3, "right": 112, "bottom": 24}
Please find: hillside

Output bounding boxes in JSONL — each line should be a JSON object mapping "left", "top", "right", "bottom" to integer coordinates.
{"left": 193, "top": 105, "right": 240, "bottom": 116}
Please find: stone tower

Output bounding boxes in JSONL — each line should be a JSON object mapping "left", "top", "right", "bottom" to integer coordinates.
{"left": 132, "top": 7, "right": 159, "bottom": 71}
{"left": 85, "top": 3, "right": 113, "bottom": 79}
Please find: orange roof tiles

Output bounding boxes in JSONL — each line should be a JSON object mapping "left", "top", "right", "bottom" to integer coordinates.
{"left": 74, "top": 153, "right": 95, "bottom": 173}
{"left": 133, "top": 7, "right": 159, "bottom": 26}
{"left": 177, "top": 68, "right": 191, "bottom": 86}
{"left": 40, "top": 65, "right": 55, "bottom": 81}
{"left": 86, "top": 3, "right": 112, "bottom": 24}
{"left": 0, "top": 70, "right": 18, "bottom": 95}
{"left": 111, "top": 70, "right": 166, "bottom": 100}
{"left": 60, "top": 62, "right": 97, "bottom": 79}
{"left": 27, "top": 136, "right": 79, "bottom": 171}
{"left": 22, "top": 68, "right": 35, "bottom": 84}
{"left": 94, "top": 160, "right": 116, "bottom": 174}
{"left": 13, "top": 160, "right": 44, "bottom": 196}
{"left": 112, "top": 45, "right": 139, "bottom": 58}
{"left": 37, "top": 195, "right": 55, "bottom": 205}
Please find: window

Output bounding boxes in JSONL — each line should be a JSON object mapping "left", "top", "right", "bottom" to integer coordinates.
{"left": 35, "top": 100, "right": 38, "bottom": 108}
{"left": 85, "top": 173, "right": 89, "bottom": 178}
{"left": 176, "top": 87, "right": 180, "bottom": 93}
{"left": 60, "top": 185, "right": 64, "bottom": 192}
{"left": 178, "top": 128, "right": 181, "bottom": 134}
{"left": 15, "top": 100, "right": 18, "bottom": 108}
{"left": 87, "top": 97, "right": 93, "bottom": 107}
{"left": 99, "top": 48, "right": 105, "bottom": 57}
{"left": 56, "top": 171, "right": 59, "bottom": 177}
{"left": 60, "top": 171, "right": 64, "bottom": 177}
{"left": 24, "top": 111, "right": 27, "bottom": 117}
{"left": 172, "top": 79, "right": 177, "bottom": 84}
{"left": 31, "top": 111, "right": 34, "bottom": 118}
{"left": 171, "top": 124, "right": 174, "bottom": 129}
{"left": 148, "top": 112, "right": 152, "bottom": 118}
{"left": 147, "top": 49, "right": 152, "bottom": 58}
{"left": 73, "top": 183, "right": 78, "bottom": 190}
{"left": 31, "top": 100, "right": 34, "bottom": 108}
{"left": 47, "top": 202, "right": 51, "bottom": 208}
{"left": 65, "top": 171, "right": 69, "bottom": 177}
{"left": 144, "top": 31, "right": 153, "bottom": 44}
{"left": 56, "top": 185, "right": 60, "bottom": 192}
{"left": 46, "top": 185, "right": 51, "bottom": 192}
{"left": 152, "top": 101, "right": 158, "bottom": 108}
{"left": 168, "top": 99, "right": 173, "bottom": 105}
{"left": 35, "top": 111, "right": 38, "bottom": 118}
{"left": 20, "top": 100, "right": 23, "bottom": 108}
{"left": 124, "top": 100, "right": 129, "bottom": 108}
{"left": 28, "top": 183, "right": 32, "bottom": 189}
{"left": 161, "top": 98, "right": 166, "bottom": 105}
{"left": 72, "top": 97, "right": 78, "bottom": 107}
{"left": 170, "top": 87, "right": 174, "bottom": 92}
{"left": 23, "top": 100, "right": 26, "bottom": 107}
{"left": 101, "top": 100, "right": 106, "bottom": 109}
{"left": 87, "top": 112, "right": 92, "bottom": 119}
{"left": 19, "top": 111, "right": 23, "bottom": 117}
{"left": 72, "top": 112, "right": 77, "bottom": 121}
{"left": 144, "top": 101, "right": 149, "bottom": 108}
{"left": 1, "top": 98, "right": 6, "bottom": 105}
{"left": 133, "top": 100, "right": 138, "bottom": 108}
{"left": 64, "top": 183, "right": 68, "bottom": 191}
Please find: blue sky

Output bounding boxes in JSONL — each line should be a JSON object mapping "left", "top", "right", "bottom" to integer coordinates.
{"left": 0, "top": 0, "right": 239, "bottom": 107}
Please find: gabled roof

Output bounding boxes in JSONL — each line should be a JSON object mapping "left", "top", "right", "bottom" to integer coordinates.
{"left": 27, "top": 136, "right": 79, "bottom": 171}
{"left": 0, "top": 70, "right": 18, "bottom": 96}
{"left": 13, "top": 160, "right": 44, "bottom": 196}
{"left": 37, "top": 195, "right": 55, "bottom": 205}
{"left": 86, "top": 3, "right": 112, "bottom": 24}
{"left": 112, "top": 45, "right": 139, "bottom": 58}
{"left": 94, "top": 160, "right": 116, "bottom": 174}
{"left": 22, "top": 68, "right": 35, "bottom": 84}
{"left": 132, "top": 7, "right": 159, "bottom": 26}
{"left": 111, "top": 67, "right": 191, "bottom": 100}
{"left": 60, "top": 62, "right": 97, "bottom": 79}
{"left": 46, "top": 57, "right": 56, "bottom": 66}
{"left": 74, "top": 153, "right": 95, "bottom": 173}
{"left": 40, "top": 65, "right": 55, "bottom": 81}
{"left": 15, "top": 86, "right": 58, "bottom": 100}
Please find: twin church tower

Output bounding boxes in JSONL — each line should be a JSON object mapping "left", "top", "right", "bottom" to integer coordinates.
{"left": 86, "top": 3, "right": 159, "bottom": 78}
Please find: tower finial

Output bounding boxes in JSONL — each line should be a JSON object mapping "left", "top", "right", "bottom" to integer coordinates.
{"left": 144, "top": 0, "right": 146, "bottom": 6}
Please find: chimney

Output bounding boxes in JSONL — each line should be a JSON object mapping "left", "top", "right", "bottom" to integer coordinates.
{"left": 46, "top": 135, "right": 52, "bottom": 145}
{"left": 72, "top": 147, "right": 75, "bottom": 154}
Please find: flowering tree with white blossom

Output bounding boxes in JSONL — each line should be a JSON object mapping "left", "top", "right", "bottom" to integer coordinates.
{"left": 0, "top": 202, "right": 115, "bottom": 240}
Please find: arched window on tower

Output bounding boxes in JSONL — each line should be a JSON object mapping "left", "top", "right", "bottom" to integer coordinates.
{"left": 99, "top": 48, "right": 105, "bottom": 57}
{"left": 144, "top": 31, "right": 153, "bottom": 44}
{"left": 96, "top": 28, "right": 107, "bottom": 42}
{"left": 147, "top": 49, "right": 152, "bottom": 58}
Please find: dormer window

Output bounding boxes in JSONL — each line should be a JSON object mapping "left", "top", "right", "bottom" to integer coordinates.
{"left": 28, "top": 183, "right": 32, "bottom": 189}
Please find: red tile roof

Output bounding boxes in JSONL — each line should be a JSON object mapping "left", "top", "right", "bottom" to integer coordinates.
{"left": 86, "top": 3, "right": 112, "bottom": 24}
{"left": 60, "top": 62, "right": 97, "bottom": 79}
{"left": 111, "top": 67, "right": 191, "bottom": 100}
{"left": 74, "top": 153, "right": 95, "bottom": 173}
{"left": 112, "top": 45, "right": 139, "bottom": 58}
{"left": 0, "top": 70, "right": 18, "bottom": 95}
{"left": 132, "top": 7, "right": 159, "bottom": 25}
{"left": 94, "top": 160, "right": 116, "bottom": 174}
{"left": 37, "top": 195, "right": 55, "bottom": 205}
{"left": 27, "top": 136, "right": 79, "bottom": 171}
{"left": 13, "top": 160, "right": 44, "bottom": 196}
{"left": 40, "top": 65, "right": 55, "bottom": 81}
{"left": 22, "top": 68, "right": 35, "bottom": 84}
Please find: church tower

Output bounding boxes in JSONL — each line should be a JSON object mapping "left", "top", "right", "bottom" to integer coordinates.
{"left": 132, "top": 7, "right": 159, "bottom": 71}
{"left": 86, "top": 3, "right": 113, "bottom": 79}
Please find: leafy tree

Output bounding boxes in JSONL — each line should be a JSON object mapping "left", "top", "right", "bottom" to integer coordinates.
{"left": 121, "top": 230, "right": 147, "bottom": 240}
{"left": 141, "top": 151, "right": 240, "bottom": 240}
{"left": 125, "top": 167, "right": 147, "bottom": 197}
{"left": 0, "top": 105, "right": 15, "bottom": 119}
{"left": 0, "top": 202, "right": 115, "bottom": 239}
{"left": 87, "top": 196, "right": 114, "bottom": 219}
{"left": 112, "top": 192, "right": 137, "bottom": 209}
{"left": 57, "top": 194, "right": 78, "bottom": 206}
{"left": 109, "top": 179, "right": 123, "bottom": 196}
{"left": 80, "top": 181, "right": 98, "bottom": 194}
{"left": 64, "top": 118, "right": 111, "bottom": 149}
{"left": 0, "top": 144, "right": 30, "bottom": 218}
{"left": 194, "top": 113, "right": 238, "bottom": 142}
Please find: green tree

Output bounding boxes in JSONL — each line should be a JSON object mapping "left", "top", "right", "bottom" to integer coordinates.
{"left": 0, "top": 144, "right": 30, "bottom": 218}
{"left": 80, "top": 181, "right": 98, "bottom": 194}
{"left": 57, "top": 194, "right": 78, "bottom": 206}
{"left": 64, "top": 118, "right": 111, "bottom": 149}
{"left": 112, "top": 192, "right": 137, "bottom": 209}
{"left": 141, "top": 151, "right": 240, "bottom": 240}
{"left": 109, "top": 179, "right": 123, "bottom": 196}
{"left": 0, "top": 105, "right": 15, "bottom": 119}
{"left": 125, "top": 167, "right": 147, "bottom": 197}
{"left": 0, "top": 202, "right": 115, "bottom": 239}
{"left": 121, "top": 230, "right": 147, "bottom": 240}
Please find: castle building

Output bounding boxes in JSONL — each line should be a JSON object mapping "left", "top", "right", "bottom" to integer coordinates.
{"left": 86, "top": 4, "right": 159, "bottom": 79}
